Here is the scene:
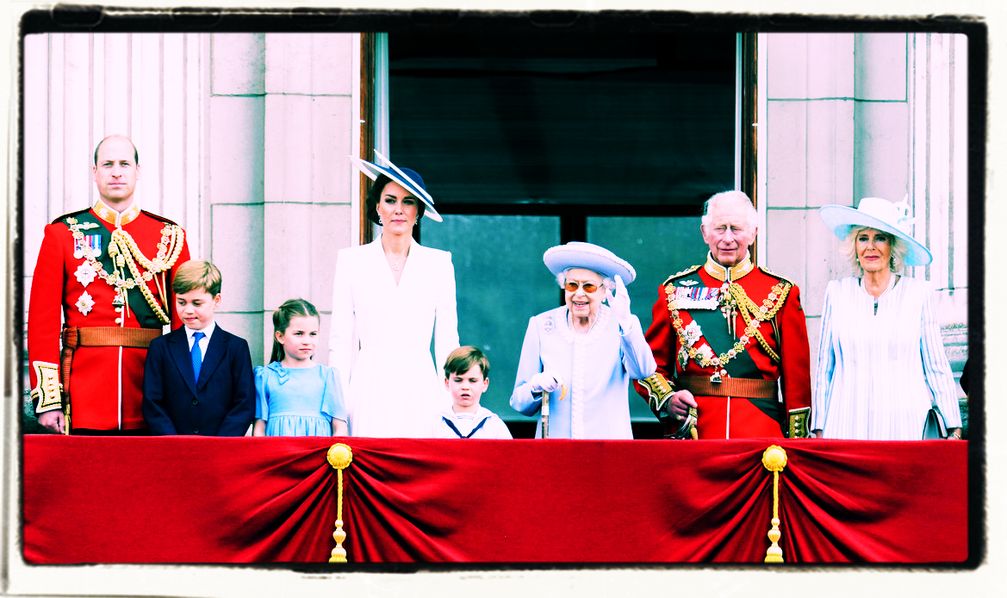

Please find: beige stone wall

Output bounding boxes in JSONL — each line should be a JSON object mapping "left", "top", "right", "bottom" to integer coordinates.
{"left": 207, "top": 33, "right": 360, "bottom": 365}
{"left": 758, "top": 32, "right": 970, "bottom": 388}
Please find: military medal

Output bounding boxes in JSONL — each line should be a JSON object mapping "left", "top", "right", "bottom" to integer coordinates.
{"left": 85, "top": 234, "right": 103, "bottom": 258}
{"left": 673, "top": 286, "right": 720, "bottom": 310}
{"left": 666, "top": 277, "right": 791, "bottom": 383}
{"left": 64, "top": 216, "right": 185, "bottom": 325}
{"left": 74, "top": 262, "right": 97, "bottom": 287}
{"left": 75, "top": 291, "right": 95, "bottom": 316}
{"left": 678, "top": 347, "right": 689, "bottom": 370}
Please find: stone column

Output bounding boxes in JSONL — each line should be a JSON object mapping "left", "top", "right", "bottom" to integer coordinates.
{"left": 259, "top": 33, "right": 359, "bottom": 365}
{"left": 206, "top": 33, "right": 267, "bottom": 362}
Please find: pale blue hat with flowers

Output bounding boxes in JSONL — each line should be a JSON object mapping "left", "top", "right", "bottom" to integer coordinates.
{"left": 819, "top": 197, "right": 933, "bottom": 266}
{"left": 543, "top": 242, "right": 637, "bottom": 284}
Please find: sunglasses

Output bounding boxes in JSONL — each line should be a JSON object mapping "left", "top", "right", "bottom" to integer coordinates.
{"left": 564, "top": 280, "right": 602, "bottom": 293}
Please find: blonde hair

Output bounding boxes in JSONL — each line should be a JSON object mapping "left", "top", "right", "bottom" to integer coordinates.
{"left": 172, "top": 260, "right": 222, "bottom": 295}
{"left": 842, "top": 227, "right": 908, "bottom": 273}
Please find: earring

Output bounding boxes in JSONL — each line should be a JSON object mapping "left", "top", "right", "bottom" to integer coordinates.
{"left": 890, "top": 256, "right": 895, "bottom": 270}
{"left": 378, "top": 217, "right": 384, "bottom": 226}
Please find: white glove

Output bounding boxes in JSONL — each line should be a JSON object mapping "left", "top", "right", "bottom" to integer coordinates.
{"left": 608, "top": 274, "right": 634, "bottom": 331}
{"left": 529, "top": 371, "right": 562, "bottom": 394}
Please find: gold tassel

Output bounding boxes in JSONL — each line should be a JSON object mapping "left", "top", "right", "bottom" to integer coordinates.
{"left": 761, "top": 445, "right": 788, "bottom": 563}
{"left": 326, "top": 443, "right": 353, "bottom": 563}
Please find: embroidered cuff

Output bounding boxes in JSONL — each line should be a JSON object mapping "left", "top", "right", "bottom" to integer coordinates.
{"left": 639, "top": 373, "right": 675, "bottom": 418}
{"left": 788, "top": 407, "right": 811, "bottom": 438}
{"left": 30, "top": 361, "right": 63, "bottom": 413}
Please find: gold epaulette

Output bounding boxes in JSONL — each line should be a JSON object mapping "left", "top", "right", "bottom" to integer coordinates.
{"left": 30, "top": 361, "right": 63, "bottom": 413}
{"left": 662, "top": 265, "right": 702, "bottom": 288}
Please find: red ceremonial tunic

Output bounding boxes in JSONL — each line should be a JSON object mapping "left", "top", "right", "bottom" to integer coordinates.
{"left": 27, "top": 200, "right": 190, "bottom": 431}
{"left": 639, "top": 255, "right": 811, "bottom": 439}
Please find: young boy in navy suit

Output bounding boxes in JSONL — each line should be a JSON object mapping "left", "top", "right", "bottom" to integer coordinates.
{"left": 143, "top": 260, "right": 255, "bottom": 435}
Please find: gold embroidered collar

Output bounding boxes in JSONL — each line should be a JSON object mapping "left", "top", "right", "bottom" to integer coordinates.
{"left": 703, "top": 253, "right": 754, "bottom": 282}
{"left": 92, "top": 198, "right": 140, "bottom": 228}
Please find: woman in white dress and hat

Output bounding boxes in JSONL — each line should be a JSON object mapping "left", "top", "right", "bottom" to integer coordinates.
{"left": 813, "top": 197, "right": 963, "bottom": 440}
{"left": 329, "top": 152, "right": 459, "bottom": 437}
{"left": 510, "top": 242, "right": 657, "bottom": 439}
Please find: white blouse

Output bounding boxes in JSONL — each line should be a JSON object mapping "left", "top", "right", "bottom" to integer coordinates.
{"left": 812, "top": 276, "right": 962, "bottom": 439}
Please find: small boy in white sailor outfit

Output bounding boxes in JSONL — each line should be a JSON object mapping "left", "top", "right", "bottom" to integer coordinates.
{"left": 434, "top": 346, "right": 512, "bottom": 439}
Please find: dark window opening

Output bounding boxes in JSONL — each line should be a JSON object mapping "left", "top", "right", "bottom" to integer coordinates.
{"left": 389, "top": 27, "right": 736, "bottom": 437}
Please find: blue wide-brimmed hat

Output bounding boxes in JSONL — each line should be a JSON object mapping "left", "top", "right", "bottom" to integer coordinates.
{"left": 350, "top": 150, "right": 442, "bottom": 223}
{"left": 543, "top": 242, "right": 636, "bottom": 284}
{"left": 819, "top": 197, "right": 932, "bottom": 266}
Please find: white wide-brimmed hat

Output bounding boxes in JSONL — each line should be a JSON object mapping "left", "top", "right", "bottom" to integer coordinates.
{"left": 543, "top": 242, "right": 636, "bottom": 284}
{"left": 349, "top": 150, "right": 442, "bottom": 222}
{"left": 819, "top": 197, "right": 933, "bottom": 266}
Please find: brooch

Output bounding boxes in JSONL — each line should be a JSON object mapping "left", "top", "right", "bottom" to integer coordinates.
{"left": 75, "top": 291, "right": 95, "bottom": 316}
{"left": 74, "top": 262, "right": 97, "bottom": 287}
{"left": 682, "top": 320, "right": 702, "bottom": 347}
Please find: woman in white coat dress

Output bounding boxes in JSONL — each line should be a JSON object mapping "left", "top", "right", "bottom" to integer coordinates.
{"left": 330, "top": 153, "right": 459, "bottom": 437}
{"left": 813, "top": 197, "right": 963, "bottom": 440}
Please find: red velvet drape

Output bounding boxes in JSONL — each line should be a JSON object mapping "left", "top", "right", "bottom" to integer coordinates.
{"left": 21, "top": 437, "right": 969, "bottom": 564}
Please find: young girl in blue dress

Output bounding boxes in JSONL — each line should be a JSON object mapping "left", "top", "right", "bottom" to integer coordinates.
{"left": 252, "top": 299, "right": 348, "bottom": 437}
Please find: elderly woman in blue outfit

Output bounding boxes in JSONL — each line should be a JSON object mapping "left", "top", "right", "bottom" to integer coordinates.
{"left": 510, "top": 242, "right": 657, "bottom": 439}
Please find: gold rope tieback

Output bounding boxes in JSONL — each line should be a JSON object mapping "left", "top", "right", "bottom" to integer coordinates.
{"left": 326, "top": 443, "right": 353, "bottom": 563}
{"left": 761, "top": 444, "right": 788, "bottom": 563}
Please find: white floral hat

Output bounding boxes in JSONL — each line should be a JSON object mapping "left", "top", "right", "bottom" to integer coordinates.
{"left": 819, "top": 197, "right": 933, "bottom": 266}
{"left": 543, "top": 242, "right": 636, "bottom": 284}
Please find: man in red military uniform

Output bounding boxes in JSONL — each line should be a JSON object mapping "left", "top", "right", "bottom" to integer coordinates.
{"left": 637, "top": 190, "right": 811, "bottom": 439}
{"left": 28, "top": 135, "right": 191, "bottom": 434}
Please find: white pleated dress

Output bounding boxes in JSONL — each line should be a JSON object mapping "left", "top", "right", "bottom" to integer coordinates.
{"left": 812, "top": 276, "right": 962, "bottom": 439}
{"left": 329, "top": 237, "right": 459, "bottom": 438}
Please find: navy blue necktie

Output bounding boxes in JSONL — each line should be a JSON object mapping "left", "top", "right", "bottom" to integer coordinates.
{"left": 191, "top": 331, "right": 205, "bottom": 381}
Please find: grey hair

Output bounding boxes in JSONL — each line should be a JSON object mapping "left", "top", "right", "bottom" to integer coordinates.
{"left": 701, "top": 190, "right": 758, "bottom": 228}
{"left": 842, "top": 226, "right": 908, "bottom": 273}
{"left": 555, "top": 268, "right": 613, "bottom": 291}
